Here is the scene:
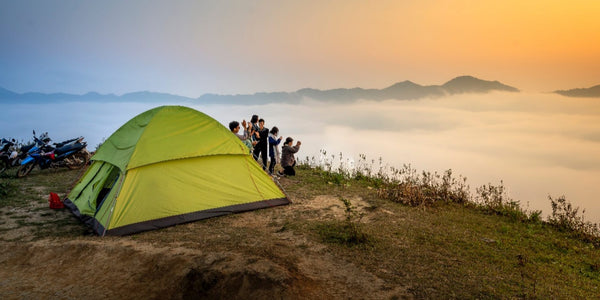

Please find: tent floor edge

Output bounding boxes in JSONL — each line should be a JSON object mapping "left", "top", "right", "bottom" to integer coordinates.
{"left": 63, "top": 198, "right": 106, "bottom": 235}
{"left": 106, "top": 197, "right": 290, "bottom": 236}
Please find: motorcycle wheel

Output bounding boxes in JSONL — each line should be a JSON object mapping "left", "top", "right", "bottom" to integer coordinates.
{"left": 17, "top": 162, "right": 35, "bottom": 178}
{"left": 66, "top": 152, "right": 89, "bottom": 170}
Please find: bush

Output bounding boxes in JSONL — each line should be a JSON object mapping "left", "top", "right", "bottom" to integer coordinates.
{"left": 377, "top": 168, "right": 470, "bottom": 207}
{"left": 299, "top": 151, "right": 389, "bottom": 187}
{"left": 300, "top": 149, "right": 599, "bottom": 245}
{"left": 475, "top": 181, "right": 541, "bottom": 222}
{"left": 547, "top": 195, "right": 600, "bottom": 245}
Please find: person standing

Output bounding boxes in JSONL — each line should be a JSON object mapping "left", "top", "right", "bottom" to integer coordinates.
{"left": 249, "top": 115, "right": 260, "bottom": 143}
{"left": 253, "top": 118, "right": 269, "bottom": 170}
{"left": 280, "top": 137, "right": 301, "bottom": 176}
{"left": 268, "top": 126, "right": 282, "bottom": 175}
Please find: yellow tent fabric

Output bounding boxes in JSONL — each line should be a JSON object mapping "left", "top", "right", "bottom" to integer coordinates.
{"left": 92, "top": 105, "right": 248, "bottom": 171}
{"left": 64, "top": 106, "right": 288, "bottom": 236}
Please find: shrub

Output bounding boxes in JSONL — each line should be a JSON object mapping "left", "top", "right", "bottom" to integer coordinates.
{"left": 547, "top": 195, "right": 600, "bottom": 245}
{"left": 475, "top": 181, "right": 540, "bottom": 222}
{"left": 377, "top": 167, "right": 470, "bottom": 207}
{"left": 299, "top": 151, "right": 390, "bottom": 187}
{"left": 301, "top": 149, "right": 599, "bottom": 245}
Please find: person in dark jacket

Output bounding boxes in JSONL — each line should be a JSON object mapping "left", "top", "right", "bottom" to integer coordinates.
{"left": 252, "top": 119, "right": 269, "bottom": 170}
{"left": 279, "top": 137, "right": 301, "bottom": 176}
{"left": 249, "top": 114, "right": 259, "bottom": 142}
{"left": 268, "top": 126, "right": 282, "bottom": 175}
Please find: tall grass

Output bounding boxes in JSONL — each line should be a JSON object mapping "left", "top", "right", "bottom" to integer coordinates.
{"left": 299, "top": 150, "right": 600, "bottom": 245}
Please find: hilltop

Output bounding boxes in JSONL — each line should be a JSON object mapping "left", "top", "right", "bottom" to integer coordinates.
{"left": 0, "top": 76, "right": 519, "bottom": 104}
{"left": 554, "top": 84, "right": 600, "bottom": 98}
{"left": 0, "top": 165, "right": 599, "bottom": 299}
{"left": 282, "top": 75, "right": 518, "bottom": 103}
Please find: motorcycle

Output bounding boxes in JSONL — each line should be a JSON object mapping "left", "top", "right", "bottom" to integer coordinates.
{"left": 0, "top": 138, "right": 16, "bottom": 174}
{"left": 17, "top": 131, "right": 90, "bottom": 178}
{"left": 10, "top": 132, "right": 49, "bottom": 167}
{"left": 0, "top": 137, "right": 42, "bottom": 174}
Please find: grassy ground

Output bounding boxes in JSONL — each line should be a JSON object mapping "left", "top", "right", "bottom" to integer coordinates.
{"left": 285, "top": 167, "right": 600, "bottom": 298}
{"left": 0, "top": 167, "right": 89, "bottom": 240}
{"left": 1, "top": 165, "right": 599, "bottom": 299}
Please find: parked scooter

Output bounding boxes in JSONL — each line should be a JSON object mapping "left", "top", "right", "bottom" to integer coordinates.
{"left": 1, "top": 136, "right": 46, "bottom": 174}
{"left": 0, "top": 138, "right": 16, "bottom": 174}
{"left": 17, "top": 131, "right": 90, "bottom": 178}
{"left": 13, "top": 132, "right": 48, "bottom": 167}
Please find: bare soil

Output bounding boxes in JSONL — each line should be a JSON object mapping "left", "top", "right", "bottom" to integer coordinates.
{"left": 0, "top": 175, "right": 410, "bottom": 299}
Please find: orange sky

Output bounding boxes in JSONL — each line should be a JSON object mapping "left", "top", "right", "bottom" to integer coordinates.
{"left": 2, "top": 1, "right": 599, "bottom": 95}
{"left": 270, "top": 0, "right": 600, "bottom": 92}
{"left": 410, "top": 1, "right": 600, "bottom": 90}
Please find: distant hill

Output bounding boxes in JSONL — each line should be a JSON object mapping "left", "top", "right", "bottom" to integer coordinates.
{"left": 200, "top": 76, "right": 519, "bottom": 104}
{"left": 0, "top": 87, "right": 18, "bottom": 98}
{"left": 0, "top": 76, "right": 520, "bottom": 105}
{"left": 442, "top": 76, "right": 519, "bottom": 94}
{"left": 554, "top": 84, "right": 600, "bottom": 98}
{"left": 0, "top": 89, "right": 196, "bottom": 104}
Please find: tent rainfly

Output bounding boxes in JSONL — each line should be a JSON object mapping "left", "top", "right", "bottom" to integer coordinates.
{"left": 64, "top": 105, "right": 289, "bottom": 236}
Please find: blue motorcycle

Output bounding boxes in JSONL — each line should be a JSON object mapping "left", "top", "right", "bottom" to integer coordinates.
{"left": 1, "top": 135, "right": 47, "bottom": 174}
{"left": 17, "top": 131, "right": 90, "bottom": 178}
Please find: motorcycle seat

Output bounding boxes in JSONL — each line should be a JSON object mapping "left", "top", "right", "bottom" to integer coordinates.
{"left": 55, "top": 143, "right": 85, "bottom": 156}
{"left": 54, "top": 138, "right": 79, "bottom": 148}
{"left": 20, "top": 144, "right": 35, "bottom": 154}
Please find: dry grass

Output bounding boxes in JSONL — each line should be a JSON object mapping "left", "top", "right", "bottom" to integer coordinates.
{"left": 1, "top": 166, "right": 600, "bottom": 299}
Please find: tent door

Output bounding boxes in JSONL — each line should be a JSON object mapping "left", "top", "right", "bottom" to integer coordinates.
{"left": 95, "top": 167, "right": 120, "bottom": 214}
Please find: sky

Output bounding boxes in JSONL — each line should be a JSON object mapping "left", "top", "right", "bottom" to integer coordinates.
{"left": 1, "top": 0, "right": 599, "bottom": 97}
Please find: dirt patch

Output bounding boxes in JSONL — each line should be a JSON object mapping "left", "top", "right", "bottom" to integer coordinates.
{"left": 0, "top": 192, "right": 410, "bottom": 299}
{"left": 0, "top": 230, "right": 406, "bottom": 299}
{"left": 0, "top": 169, "right": 411, "bottom": 299}
{"left": 292, "top": 195, "right": 374, "bottom": 221}
{"left": 0, "top": 239, "right": 296, "bottom": 299}
{"left": 0, "top": 206, "right": 79, "bottom": 242}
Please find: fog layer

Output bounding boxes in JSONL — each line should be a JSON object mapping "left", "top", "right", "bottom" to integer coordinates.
{"left": 2, "top": 92, "right": 599, "bottom": 221}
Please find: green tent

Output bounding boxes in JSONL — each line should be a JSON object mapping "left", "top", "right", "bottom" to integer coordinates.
{"left": 64, "top": 106, "right": 288, "bottom": 236}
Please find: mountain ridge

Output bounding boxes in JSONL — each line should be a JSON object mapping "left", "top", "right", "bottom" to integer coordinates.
{"left": 554, "top": 84, "right": 600, "bottom": 98}
{"left": 0, "top": 76, "right": 519, "bottom": 104}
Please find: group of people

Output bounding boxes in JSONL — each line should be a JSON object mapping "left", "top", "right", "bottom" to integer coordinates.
{"left": 229, "top": 115, "right": 301, "bottom": 177}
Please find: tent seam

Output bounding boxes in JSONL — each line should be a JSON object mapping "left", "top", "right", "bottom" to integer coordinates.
{"left": 243, "top": 155, "right": 266, "bottom": 201}
{"left": 125, "top": 153, "right": 251, "bottom": 171}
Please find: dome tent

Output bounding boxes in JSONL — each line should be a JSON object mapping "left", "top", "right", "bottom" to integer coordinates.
{"left": 64, "top": 106, "right": 288, "bottom": 236}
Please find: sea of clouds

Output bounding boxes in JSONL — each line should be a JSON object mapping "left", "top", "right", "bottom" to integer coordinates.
{"left": 2, "top": 92, "right": 599, "bottom": 221}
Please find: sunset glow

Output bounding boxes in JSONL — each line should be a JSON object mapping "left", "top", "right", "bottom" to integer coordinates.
{"left": 1, "top": 1, "right": 598, "bottom": 95}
